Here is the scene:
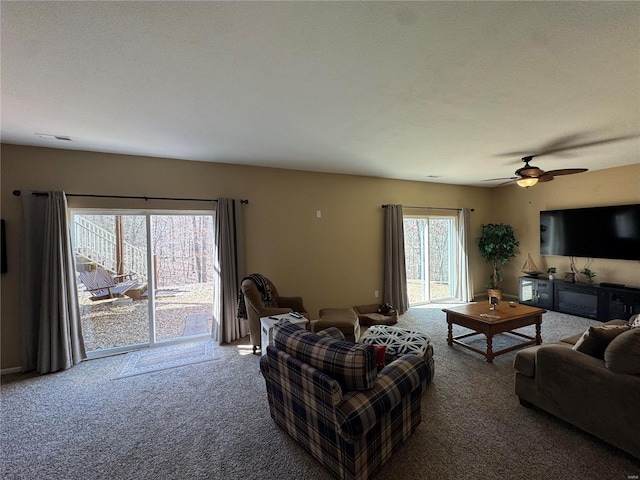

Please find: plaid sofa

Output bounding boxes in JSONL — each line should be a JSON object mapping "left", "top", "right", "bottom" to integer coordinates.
{"left": 259, "top": 322, "right": 431, "bottom": 480}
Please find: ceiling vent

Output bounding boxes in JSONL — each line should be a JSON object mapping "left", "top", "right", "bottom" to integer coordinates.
{"left": 36, "top": 133, "right": 72, "bottom": 141}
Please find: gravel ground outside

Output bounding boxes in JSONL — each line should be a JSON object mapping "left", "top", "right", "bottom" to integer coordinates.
{"left": 407, "top": 279, "right": 452, "bottom": 304}
{"left": 79, "top": 282, "right": 214, "bottom": 352}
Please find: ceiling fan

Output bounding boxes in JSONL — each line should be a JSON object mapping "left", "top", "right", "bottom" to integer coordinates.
{"left": 498, "top": 155, "right": 587, "bottom": 187}
{"left": 485, "top": 132, "right": 638, "bottom": 187}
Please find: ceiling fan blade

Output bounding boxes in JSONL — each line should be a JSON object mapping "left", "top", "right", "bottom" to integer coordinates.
{"left": 497, "top": 179, "right": 517, "bottom": 187}
{"left": 536, "top": 174, "right": 554, "bottom": 183}
{"left": 534, "top": 134, "right": 639, "bottom": 157}
{"left": 535, "top": 132, "right": 595, "bottom": 155}
{"left": 496, "top": 133, "right": 639, "bottom": 158}
{"left": 495, "top": 132, "right": 593, "bottom": 157}
{"left": 543, "top": 168, "right": 588, "bottom": 176}
{"left": 536, "top": 168, "right": 587, "bottom": 183}
{"left": 483, "top": 176, "right": 518, "bottom": 182}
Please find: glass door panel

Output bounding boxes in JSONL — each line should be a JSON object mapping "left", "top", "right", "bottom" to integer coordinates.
{"left": 404, "top": 218, "right": 429, "bottom": 304}
{"left": 404, "top": 216, "right": 455, "bottom": 305}
{"left": 428, "top": 217, "right": 454, "bottom": 301}
{"left": 74, "top": 214, "right": 150, "bottom": 354}
{"left": 151, "top": 214, "right": 215, "bottom": 343}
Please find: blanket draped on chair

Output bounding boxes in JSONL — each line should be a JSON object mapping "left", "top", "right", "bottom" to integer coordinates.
{"left": 237, "top": 274, "right": 273, "bottom": 320}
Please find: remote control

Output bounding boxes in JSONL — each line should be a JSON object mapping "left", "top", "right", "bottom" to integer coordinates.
{"left": 289, "top": 312, "right": 303, "bottom": 319}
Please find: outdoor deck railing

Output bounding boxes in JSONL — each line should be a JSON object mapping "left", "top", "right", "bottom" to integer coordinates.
{"left": 74, "top": 216, "right": 148, "bottom": 282}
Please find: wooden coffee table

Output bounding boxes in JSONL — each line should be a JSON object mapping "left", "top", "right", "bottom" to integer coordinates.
{"left": 442, "top": 303, "right": 545, "bottom": 363}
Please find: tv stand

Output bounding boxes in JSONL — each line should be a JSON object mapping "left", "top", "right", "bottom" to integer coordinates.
{"left": 518, "top": 277, "right": 640, "bottom": 321}
{"left": 555, "top": 281, "right": 599, "bottom": 319}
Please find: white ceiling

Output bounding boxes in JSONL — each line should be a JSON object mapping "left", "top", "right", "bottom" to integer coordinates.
{"left": 2, "top": 1, "right": 639, "bottom": 187}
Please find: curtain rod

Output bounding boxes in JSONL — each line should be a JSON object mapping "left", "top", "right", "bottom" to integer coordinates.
{"left": 382, "top": 204, "right": 473, "bottom": 212}
{"left": 12, "top": 190, "right": 249, "bottom": 204}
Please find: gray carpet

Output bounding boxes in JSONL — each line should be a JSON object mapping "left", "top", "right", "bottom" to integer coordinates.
{"left": 2, "top": 306, "right": 639, "bottom": 480}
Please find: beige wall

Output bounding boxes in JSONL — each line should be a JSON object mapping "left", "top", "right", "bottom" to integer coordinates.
{"left": 492, "top": 163, "right": 640, "bottom": 295}
{"left": 1, "top": 144, "right": 496, "bottom": 369}
{"left": 2, "top": 145, "right": 638, "bottom": 370}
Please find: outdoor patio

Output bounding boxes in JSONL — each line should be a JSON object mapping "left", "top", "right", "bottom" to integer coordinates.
{"left": 407, "top": 280, "right": 453, "bottom": 304}
{"left": 78, "top": 282, "right": 215, "bottom": 352}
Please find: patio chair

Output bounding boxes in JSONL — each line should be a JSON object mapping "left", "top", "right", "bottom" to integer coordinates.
{"left": 77, "top": 266, "right": 137, "bottom": 300}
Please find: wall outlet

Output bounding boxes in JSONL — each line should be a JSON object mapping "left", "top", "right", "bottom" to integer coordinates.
{"left": 374, "top": 290, "right": 379, "bottom": 298}
{"left": 316, "top": 210, "right": 322, "bottom": 218}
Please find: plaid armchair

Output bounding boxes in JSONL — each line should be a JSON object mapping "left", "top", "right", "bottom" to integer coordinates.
{"left": 259, "top": 322, "right": 431, "bottom": 480}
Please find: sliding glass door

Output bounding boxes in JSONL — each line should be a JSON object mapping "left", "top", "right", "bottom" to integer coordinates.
{"left": 74, "top": 214, "right": 149, "bottom": 354}
{"left": 151, "top": 214, "right": 215, "bottom": 343}
{"left": 404, "top": 216, "right": 456, "bottom": 305}
{"left": 72, "top": 211, "right": 215, "bottom": 357}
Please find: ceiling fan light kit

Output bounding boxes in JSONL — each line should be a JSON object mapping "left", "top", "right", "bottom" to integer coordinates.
{"left": 516, "top": 177, "right": 538, "bottom": 188}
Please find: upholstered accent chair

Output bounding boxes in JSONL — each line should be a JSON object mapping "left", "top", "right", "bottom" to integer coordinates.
{"left": 260, "top": 322, "right": 431, "bottom": 480}
{"left": 240, "top": 275, "right": 308, "bottom": 353}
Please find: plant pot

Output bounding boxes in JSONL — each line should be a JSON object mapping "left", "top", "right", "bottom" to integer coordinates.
{"left": 487, "top": 288, "right": 502, "bottom": 301}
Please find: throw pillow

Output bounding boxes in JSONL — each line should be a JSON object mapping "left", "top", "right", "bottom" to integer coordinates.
{"left": 628, "top": 314, "right": 640, "bottom": 329}
{"left": 572, "top": 325, "right": 630, "bottom": 359}
{"left": 604, "top": 328, "right": 640, "bottom": 374}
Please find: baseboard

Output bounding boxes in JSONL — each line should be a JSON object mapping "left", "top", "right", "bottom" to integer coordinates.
{"left": 1, "top": 366, "right": 22, "bottom": 375}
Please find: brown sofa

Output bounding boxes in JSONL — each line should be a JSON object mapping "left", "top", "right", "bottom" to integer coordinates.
{"left": 514, "top": 319, "right": 640, "bottom": 459}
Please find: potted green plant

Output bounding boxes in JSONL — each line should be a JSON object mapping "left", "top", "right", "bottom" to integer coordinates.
{"left": 547, "top": 267, "right": 557, "bottom": 281}
{"left": 478, "top": 223, "right": 519, "bottom": 299}
{"left": 580, "top": 268, "right": 596, "bottom": 284}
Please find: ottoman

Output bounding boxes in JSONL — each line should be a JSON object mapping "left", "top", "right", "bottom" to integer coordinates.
{"left": 314, "top": 307, "right": 361, "bottom": 342}
{"left": 353, "top": 304, "right": 398, "bottom": 327}
{"left": 360, "top": 325, "right": 434, "bottom": 383}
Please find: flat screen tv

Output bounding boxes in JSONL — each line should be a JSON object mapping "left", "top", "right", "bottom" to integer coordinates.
{"left": 540, "top": 204, "right": 640, "bottom": 261}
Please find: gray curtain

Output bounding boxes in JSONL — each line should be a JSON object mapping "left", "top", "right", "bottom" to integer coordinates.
{"left": 383, "top": 205, "right": 409, "bottom": 314}
{"left": 454, "top": 208, "right": 474, "bottom": 302}
{"left": 19, "top": 191, "right": 86, "bottom": 373}
{"left": 213, "top": 198, "right": 248, "bottom": 344}
{"left": 19, "top": 192, "right": 46, "bottom": 372}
